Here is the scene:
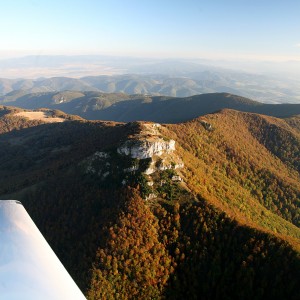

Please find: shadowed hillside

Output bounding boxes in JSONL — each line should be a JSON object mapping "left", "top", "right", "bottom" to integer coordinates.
{"left": 2, "top": 92, "right": 300, "bottom": 123}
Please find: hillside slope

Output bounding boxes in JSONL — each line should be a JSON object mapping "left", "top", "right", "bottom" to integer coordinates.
{"left": 0, "top": 107, "right": 299, "bottom": 299}
{"left": 164, "top": 110, "right": 300, "bottom": 239}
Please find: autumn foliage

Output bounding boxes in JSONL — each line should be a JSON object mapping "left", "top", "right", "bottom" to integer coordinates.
{"left": 0, "top": 107, "right": 299, "bottom": 299}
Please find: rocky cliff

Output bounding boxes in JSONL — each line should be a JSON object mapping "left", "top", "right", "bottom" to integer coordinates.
{"left": 117, "top": 138, "right": 175, "bottom": 159}
{"left": 81, "top": 122, "right": 184, "bottom": 200}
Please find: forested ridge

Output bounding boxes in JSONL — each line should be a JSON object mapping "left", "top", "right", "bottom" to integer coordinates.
{"left": 165, "top": 110, "right": 300, "bottom": 240}
{"left": 0, "top": 106, "right": 299, "bottom": 299}
{"left": 2, "top": 92, "right": 300, "bottom": 123}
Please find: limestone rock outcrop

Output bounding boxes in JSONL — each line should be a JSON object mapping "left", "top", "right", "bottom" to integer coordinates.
{"left": 117, "top": 138, "right": 175, "bottom": 159}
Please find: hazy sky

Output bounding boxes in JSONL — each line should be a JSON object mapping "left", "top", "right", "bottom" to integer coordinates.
{"left": 1, "top": 0, "right": 300, "bottom": 61}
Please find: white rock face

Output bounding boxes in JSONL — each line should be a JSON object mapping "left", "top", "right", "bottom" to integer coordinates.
{"left": 0, "top": 200, "right": 85, "bottom": 300}
{"left": 144, "top": 166, "right": 156, "bottom": 175}
{"left": 145, "top": 193, "right": 157, "bottom": 200}
{"left": 117, "top": 139, "right": 176, "bottom": 159}
{"left": 124, "top": 165, "right": 139, "bottom": 173}
{"left": 158, "top": 163, "right": 184, "bottom": 171}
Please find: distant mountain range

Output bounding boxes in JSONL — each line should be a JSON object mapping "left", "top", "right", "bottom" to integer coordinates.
{"left": 2, "top": 91, "right": 300, "bottom": 123}
{"left": 1, "top": 66, "right": 300, "bottom": 103}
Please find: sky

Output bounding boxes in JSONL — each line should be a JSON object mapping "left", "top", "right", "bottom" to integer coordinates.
{"left": 0, "top": 0, "right": 300, "bottom": 61}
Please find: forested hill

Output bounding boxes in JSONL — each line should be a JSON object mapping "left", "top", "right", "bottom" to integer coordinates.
{"left": 0, "top": 106, "right": 299, "bottom": 299}
{"left": 1, "top": 92, "right": 300, "bottom": 123}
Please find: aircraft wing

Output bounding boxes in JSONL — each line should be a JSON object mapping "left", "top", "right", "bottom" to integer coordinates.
{"left": 0, "top": 200, "right": 86, "bottom": 300}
